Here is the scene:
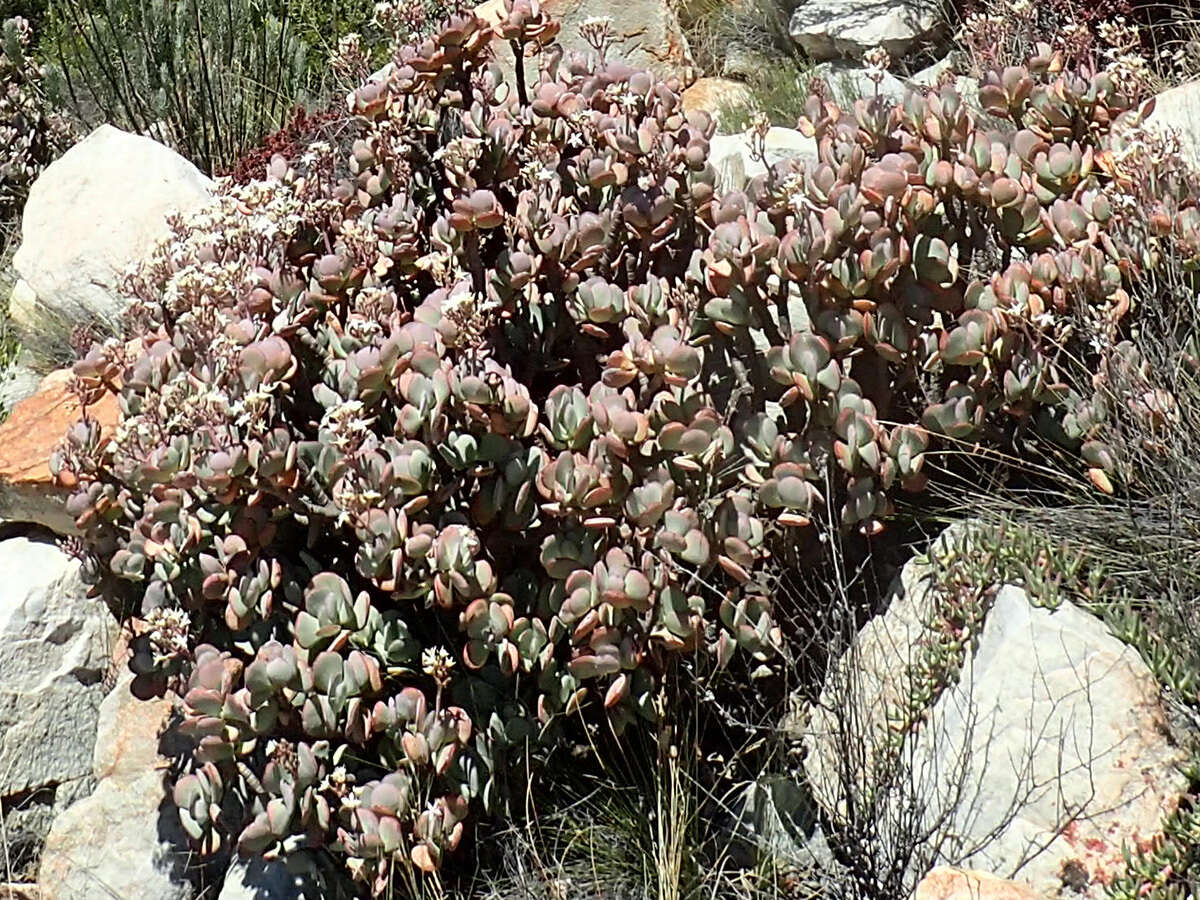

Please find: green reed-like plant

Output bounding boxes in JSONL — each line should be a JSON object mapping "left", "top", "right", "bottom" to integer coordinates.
{"left": 42, "top": 0, "right": 374, "bottom": 174}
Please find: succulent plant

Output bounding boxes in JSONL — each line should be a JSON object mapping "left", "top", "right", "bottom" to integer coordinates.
{"left": 0, "top": 17, "right": 73, "bottom": 223}
{"left": 296, "top": 574, "right": 375, "bottom": 652}
{"left": 173, "top": 762, "right": 226, "bottom": 853}
{"left": 53, "top": 2, "right": 1200, "bottom": 891}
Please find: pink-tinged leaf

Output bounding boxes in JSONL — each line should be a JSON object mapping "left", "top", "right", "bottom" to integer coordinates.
{"left": 412, "top": 842, "right": 439, "bottom": 873}
{"left": 604, "top": 674, "right": 628, "bottom": 708}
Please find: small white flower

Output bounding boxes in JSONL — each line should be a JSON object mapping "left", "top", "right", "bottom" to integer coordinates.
{"left": 144, "top": 606, "right": 191, "bottom": 666}
{"left": 421, "top": 646, "right": 455, "bottom": 681}
{"left": 862, "top": 46, "right": 892, "bottom": 81}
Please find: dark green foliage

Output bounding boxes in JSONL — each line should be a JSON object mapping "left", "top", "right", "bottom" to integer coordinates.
{"left": 39, "top": 0, "right": 377, "bottom": 174}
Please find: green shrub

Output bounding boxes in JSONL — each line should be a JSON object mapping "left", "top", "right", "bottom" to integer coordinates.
{"left": 678, "top": 0, "right": 797, "bottom": 79}
{"left": 712, "top": 63, "right": 812, "bottom": 133}
{"left": 39, "top": 0, "right": 378, "bottom": 174}
{"left": 54, "top": 6, "right": 1200, "bottom": 893}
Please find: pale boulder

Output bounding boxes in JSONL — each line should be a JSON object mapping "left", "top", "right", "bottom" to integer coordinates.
{"left": 905, "top": 586, "right": 1188, "bottom": 896}
{"left": 476, "top": 0, "right": 696, "bottom": 84}
{"left": 789, "top": 0, "right": 942, "bottom": 61}
{"left": 217, "top": 859, "right": 321, "bottom": 900}
{"left": 707, "top": 127, "right": 817, "bottom": 192}
{"left": 1136, "top": 79, "right": 1200, "bottom": 172}
{"left": 0, "top": 359, "right": 44, "bottom": 421}
{"left": 10, "top": 124, "right": 212, "bottom": 340}
{"left": 802, "top": 532, "right": 945, "bottom": 819}
{"left": 810, "top": 61, "right": 910, "bottom": 107}
{"left": 0, "top": 536, "right": 117, "bottom": 805}
{"left": 38, "top": 671, "right": 192, "bottom": 900}
{"left": 908, "top": 55, "right": 981, "bottom": 110}
{"left": 804, "top": 527, "right": 1189, "bottom": 898}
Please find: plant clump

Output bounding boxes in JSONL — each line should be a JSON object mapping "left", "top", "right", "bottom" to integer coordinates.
{"left": 0, "top": 15, "right": 70, "bottom": 223}
{"left": 222, "top": 104, "right": 350, "bottom": 185}
{"left": 54, "top": 1, "right": 1200, "bottom": 891}
{"left": 39, "top": 0, "right": 368, "bottom": 174}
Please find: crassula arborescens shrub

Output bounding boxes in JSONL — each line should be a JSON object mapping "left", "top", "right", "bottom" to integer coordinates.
{"left": 1, "top": 16, "right": 71, "bottom": 222}
{"left": 53, "top": 2, "right": 1199, "bottom": 891}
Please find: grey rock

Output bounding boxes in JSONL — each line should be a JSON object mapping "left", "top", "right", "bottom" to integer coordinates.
{"left": 907, "top": 53, "right": 953, "bottom": 85}
{"left": 38, "top": 671, "right": 192, "bottom": 900}
{"left": 810, "top": 61, "right": 910, "bottom": 107}
{"left": 805, "top": 56, "right": 981, "bottom": 119}
{"left": 10, "top": 124, "right": 212, "bottom": 352}
{"left": 2, "top": 777, "right": 94, "bottom": 869}
{"left": 721, "top": 45, "right": 765, "bottom": 81}
{"left": 907, "top": 55, "right": 981, "bottom": 109}
{"left": 0, "top": 361, "right": 43, "bottom": 420}
{"left": 38, "top": 771, "right": 192, "bottom": 900}
{"left": 904, "top": 586, "right": 1188, "bottom": 896}
{"left": 707, "top": 127, "right": 818, "bottom": 193}
{"left": 0, "top": 536, "right": 117, "bottom": 803}
{"left": 478, "top": 0, "right": 696, "bottom": 87}
{"left": 1132, "top": 79, "right": 1200, "bottom": 172}
{"left": 802, "top": 526, "right": 948, "bottom": 821}
{"left": 733, "top": 777, "right": 835, "bottom": 871}
{"left": 802, "top": 531, "right": 1190, "bottom": 898}
{"left": 789, "top": 0, "right": 943, "bottom": 62}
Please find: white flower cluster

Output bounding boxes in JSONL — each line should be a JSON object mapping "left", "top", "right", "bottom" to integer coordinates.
{"left": 433, "top": 134, "right": 484, "bottom": 175}
{"left": 862, "top": 46, "right": 892, "bottom": 85}
{"left": 321, "top": 399, "right": 377, "bottom": 453}
{"left": 579, "top": 15, "right": 615, "bottom": 56}
{"left": 159, "top": 372, "right": 233, "bottom": 434}
{"left": 1097, "top": 18, "right": 1152, "bottom": 97}
{"left": 112, "top": 165, "right": 356, "bottom": 464}
{"left": 352, "top": 284, "right": 400, "bottom": 324}
{"left": 331, "top": 32, "right": 369, "bottom": 84}
{"left": 421, "top": 646, "right": 455, "bottom": 682}
{"left": 136, "top": 177, "right": 315, "bottom": 313}
{"left": 111, "top": 368, "right": 233, "bottom": 463}
{"left": 321, "top": 765, "right": 357, "bottom": 806}
{"left": 144, "top": 606, "right": 191, "bottom": 666}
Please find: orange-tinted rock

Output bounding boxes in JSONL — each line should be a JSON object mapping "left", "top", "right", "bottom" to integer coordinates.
{"left": 38, "top": 668, "right": 191, "bottom": 900}
{"left": 682, "top": 76, "right": 753, "bottom": 125}
{"left": 0, "top": 368, "right": 119, "bottom": 534}
{"left": 915, "top": 868, "right": 1043, "bottom": 900}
